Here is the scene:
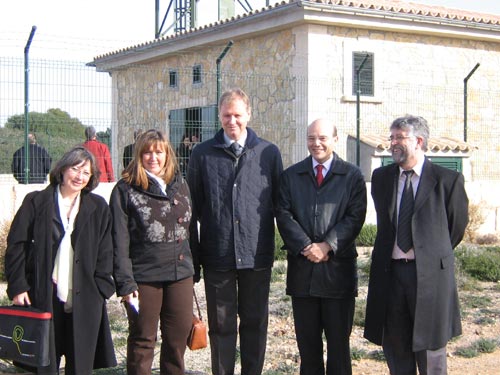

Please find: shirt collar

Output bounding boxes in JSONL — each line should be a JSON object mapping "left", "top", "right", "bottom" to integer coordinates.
{"left": 146, "top": 170, "right": 166, "bottom": 193}
{"left": 399, "top": 157, "right": 424, "bottom": 177}
{"left": 224, "top": 130, "right": 247, "bottom": 148}
{"left": 312, "top": 155, "right": 334, "bottom": 173}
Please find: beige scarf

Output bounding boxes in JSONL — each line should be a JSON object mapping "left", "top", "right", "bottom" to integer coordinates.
{"left": 52, "top": 185, "right": 80, "bottom": 313}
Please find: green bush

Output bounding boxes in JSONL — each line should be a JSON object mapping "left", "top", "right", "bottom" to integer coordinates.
{"left": 356, "top": 224, "right": 377, "bottom": 247}
{"left": 353, "top": 298, "right": 366, "bottom": 327}
{"left": 455, "top": 338, "right": 498, "bottom": 358}
{"left": 274, "top": 230, "right": 286, "bottom": 261}
{"left": 456, "top": 246, "right": 500, "bottom": 282}
{"left": 351, "top": 347, "right": 368, "bottom": 360}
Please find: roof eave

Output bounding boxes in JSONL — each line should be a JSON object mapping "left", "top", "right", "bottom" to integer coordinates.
{"left": 90, "top": 0, "right": 500, "bottom": 71}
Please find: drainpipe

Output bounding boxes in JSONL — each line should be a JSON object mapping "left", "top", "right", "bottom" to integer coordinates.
{"left": 355, "top": 53, "right": 369, "bottom": 167}
{"left": 24, "top": 26, "right": 36, "bottom": 184}
{"left": 463, "top": 63, "right": 480, "bottom": 142}
{"left": 216, "top": 40, "right": 234, "bottom": 125}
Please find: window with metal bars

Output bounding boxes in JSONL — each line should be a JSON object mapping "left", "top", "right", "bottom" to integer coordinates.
{"left": 169, "top": 69, "right": 178, "bottom": 88}
{"left": 193, "top": 65, "right": 202, "bottom": 84}
{"left": 352, "top": 52, "right": 374, "bottom": 96}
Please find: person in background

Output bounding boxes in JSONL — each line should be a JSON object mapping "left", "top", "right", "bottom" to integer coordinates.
{"left": 176, "top": 133, "right": 192, "bottom": 176}
{"left": 187, "top": 87, "right": 283, "bottom": 375}
{"left": 190, "top": 133, "right": 200, "bottom": 148}
{"left": 5, "top": 146, "right": 116, "bottom": 374}
{"left": 11, "top": 132, "right": 52, "bottom": 184}
{"left": 364, "top": 115, "right": 469, "bottom": 375}
{"left": 123, "top": 129, "right": 143, "bottom": 169}
{"left": 276, "top": 118, "right": 367, "bottom": 375}
{"left": 110, "top": 129, "right": 194, "bottom": 375}
{"left": 83, "top": 125, "right": 115, "bottom": 182}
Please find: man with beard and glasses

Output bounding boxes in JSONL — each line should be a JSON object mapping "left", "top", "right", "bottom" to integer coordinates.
{"left": 364, "top": 115, "right": 469, "bottom": 375}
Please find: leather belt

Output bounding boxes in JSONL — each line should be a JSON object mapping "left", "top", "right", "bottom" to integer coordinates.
{"left": 391, "top": 258, "right": 415, "bottom": 263}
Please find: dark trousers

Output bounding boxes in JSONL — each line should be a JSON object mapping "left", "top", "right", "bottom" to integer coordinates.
{"left": 126, "top": 278, "right": 193, "bottom": 375}
{"left": 204, "top": 268, "right": 272, "bottom": 375}
{"left": 53, "top": 301, "right": 75, "bottom": 374}
{"left": 292, "top": 296, "right": 355, "bottom": 375}
{"left": 383, "top": 261, "right": 448, "bottom": 375}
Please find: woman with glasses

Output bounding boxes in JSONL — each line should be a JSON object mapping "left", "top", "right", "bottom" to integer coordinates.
{"left": 5, "top": 146, "right": 116, "bottom": 374}
{"left": 110, "top": 129, "right": 194, "bottom": 375}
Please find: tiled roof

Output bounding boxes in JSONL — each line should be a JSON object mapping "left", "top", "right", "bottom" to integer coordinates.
{"left": 310, "top": 0, "right": 500, "bottom": 25}
{"left": 93, "top": 0, "right": 500, "bottom": 61}
{"left": 356, "top": 134, "right": 478, "bottom": 153}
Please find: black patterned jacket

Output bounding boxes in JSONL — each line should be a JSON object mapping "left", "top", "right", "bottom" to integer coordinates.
{"left": 109, "top": 172, "right": 194, "bottom": 296}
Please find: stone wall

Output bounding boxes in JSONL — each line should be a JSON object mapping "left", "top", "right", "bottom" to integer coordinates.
{"left": 110, "top": 22, "right": 500, "bottom": 175}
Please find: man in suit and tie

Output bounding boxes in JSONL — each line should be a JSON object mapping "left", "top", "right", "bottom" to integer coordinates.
{"left": 364, "top": 115, "right": 469, "bottom": 375}
{"left": 277, "top": 118, "right": 367, "bottom": 375}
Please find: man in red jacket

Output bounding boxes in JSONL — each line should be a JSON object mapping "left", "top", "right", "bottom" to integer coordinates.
{"left": 83, "top": 126, "right": 115, "bottom": 182}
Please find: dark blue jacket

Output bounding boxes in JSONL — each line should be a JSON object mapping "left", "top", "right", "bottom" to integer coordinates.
{"left": 187, "top": 128, "right": 283, "bottom": 276}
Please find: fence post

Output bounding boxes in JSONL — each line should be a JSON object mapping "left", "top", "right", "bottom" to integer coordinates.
{"left": 23, "top": 26, "right": 37, "bottom": 184}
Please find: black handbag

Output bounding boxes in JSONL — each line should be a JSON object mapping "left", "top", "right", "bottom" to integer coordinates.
{"left": 0, "top": 306, "right": 52, "bottom": 367}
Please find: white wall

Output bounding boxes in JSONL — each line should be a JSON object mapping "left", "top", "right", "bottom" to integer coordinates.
{"left": 0, "top": 178, "right": 115, "bottom": 224}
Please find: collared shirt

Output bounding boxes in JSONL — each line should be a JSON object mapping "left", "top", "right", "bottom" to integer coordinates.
{"left": 392, "top": 158, "right": 424, "bottom": 260}
{"left": 312, "top": 155, "right": 334, "bottom": 179}
{"left": 223, "top": 130, "right": 248, "bottom": 149}
{"left": 146, "top": 170, "right": 166, "bottom": 195}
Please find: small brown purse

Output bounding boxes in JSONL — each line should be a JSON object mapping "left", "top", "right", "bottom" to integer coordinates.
{"left": 187, "top": 289, "right": 207, "bottom": 350}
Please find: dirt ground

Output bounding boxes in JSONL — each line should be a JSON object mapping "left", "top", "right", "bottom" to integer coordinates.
{"left": 1, "top": 257, "right": 499, "bottom": 374}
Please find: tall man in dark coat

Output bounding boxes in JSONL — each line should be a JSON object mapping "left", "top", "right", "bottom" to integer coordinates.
{"left": 187, "top": 88, "right": 283, "bottom": 375}
{"left": 364, "top": 115, "right": 469, "bottom": 375}
{"left": 276, "top": 118, "right": 367, "bottom": 375}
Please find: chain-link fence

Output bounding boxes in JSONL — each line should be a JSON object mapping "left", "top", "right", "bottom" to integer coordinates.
{"left": 1, "top": 56, "right": 499, "bottom": 184}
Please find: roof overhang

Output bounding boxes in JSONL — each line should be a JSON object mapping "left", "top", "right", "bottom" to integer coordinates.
{"left": 90, "top": 0, "right": 500, "bottom": 71}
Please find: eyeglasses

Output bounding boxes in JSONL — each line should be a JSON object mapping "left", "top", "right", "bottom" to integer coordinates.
{"left": 387, "top": 135, "right": 414, "bottom": 142}
{"left": 69, "top": 166, "right": 91, "bottom": 179}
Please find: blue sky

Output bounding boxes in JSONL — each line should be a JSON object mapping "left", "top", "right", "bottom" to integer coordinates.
{"left": 1, "top": 0, "right": 499, "bottom": 61}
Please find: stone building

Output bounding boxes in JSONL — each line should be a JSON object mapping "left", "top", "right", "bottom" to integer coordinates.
{"left": 91, "top": 0, "right": 500, "bottom": 183}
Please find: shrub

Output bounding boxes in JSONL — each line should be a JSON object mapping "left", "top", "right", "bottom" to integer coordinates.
{"left": 356, "top": 224, "right": 377, "bottom": 247}
{"left": 351, "top": 347, "right": 368, "bottom": 360}
{"left": 475, "top": 233, "right": 499, "bottom": 245}
{"left": 455, "top": 338, "right": 498, "bottom": 358}
{"left": 274, "top": 230, "right": 286, "bottom": 261}
{"left": 353, "top": 298, "right": 366, "bottom": 327}
{"left": 271, "top": 261, "right": 287, "bottom": 283}
{"left": 367, "top": 349, "right": 386, "bottom": 361}
{"left": 0, "top": 220, "right": 12, "bottom": 281}
{"left": 475, "top": 338, "right": 498, "bottom": 353}
{"left": 456, "top": 246, "right": 500, "bottom": 282}
{"left": 454, "top": 345, "right": 479, "bottom": 358}
{"left": 463, "top": 202, "right": 486, "bottom": 243}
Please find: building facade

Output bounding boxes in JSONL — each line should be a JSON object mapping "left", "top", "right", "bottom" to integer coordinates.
{"left": 91, "top": 0, "right": 500, "bottom": 182}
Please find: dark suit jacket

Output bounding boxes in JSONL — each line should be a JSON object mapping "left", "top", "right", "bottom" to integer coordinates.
{"left": 276, "top": 154, "right": 367, "bottom": 298}
{"left": 364, "top": 158, "right": 469, "bottom": 351}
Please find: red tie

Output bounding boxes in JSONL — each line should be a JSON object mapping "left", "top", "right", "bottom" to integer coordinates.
{"left": 316, "top": 164, "right": 324, "bottom": 186}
